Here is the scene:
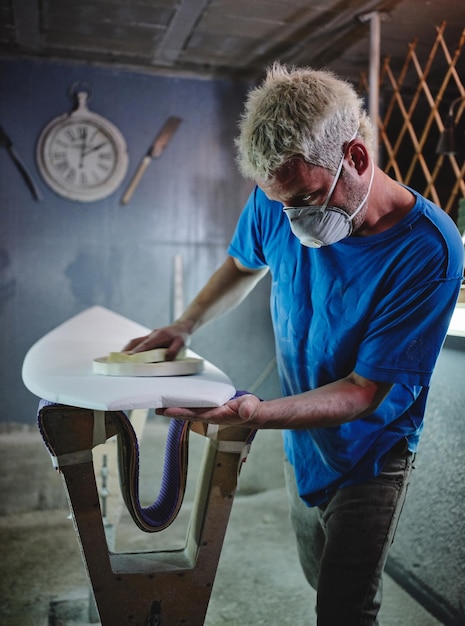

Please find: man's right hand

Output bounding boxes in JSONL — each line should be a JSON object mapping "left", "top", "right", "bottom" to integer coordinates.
{"left": 122, "top": 321, "right": 191, "bottom": 361}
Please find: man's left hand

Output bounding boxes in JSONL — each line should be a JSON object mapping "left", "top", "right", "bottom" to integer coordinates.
{"left": 156, "top": 393, "right": 261, "bottom": 426}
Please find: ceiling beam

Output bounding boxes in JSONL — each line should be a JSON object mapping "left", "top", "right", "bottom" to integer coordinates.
{"left": 12, "top": 0, "right": 40, "bottom": 49}
{"left": 155, "top": 0, "right": 210, "bottom": 64}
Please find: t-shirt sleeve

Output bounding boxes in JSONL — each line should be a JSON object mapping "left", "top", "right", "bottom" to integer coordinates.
{"left": 228, "top": 187, "right": 270, "bottom": 269}
{"left": 355, "top": 276, "right": 462, "bottom": 386}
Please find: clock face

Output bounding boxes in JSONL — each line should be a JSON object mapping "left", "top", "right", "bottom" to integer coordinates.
{"left": 37, "top": 111, "right": 128, "bottom": 202}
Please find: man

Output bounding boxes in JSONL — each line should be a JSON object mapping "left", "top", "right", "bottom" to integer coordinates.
{"left": 124, "top": 63, "right": 464, "bottom": 624}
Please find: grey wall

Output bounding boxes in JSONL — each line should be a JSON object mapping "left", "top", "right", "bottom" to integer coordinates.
{"left": 0, "top": 58, "right": 280, "bottom": 426}
{"left": 387, "top": 337, "right": 465, "bottom": 625}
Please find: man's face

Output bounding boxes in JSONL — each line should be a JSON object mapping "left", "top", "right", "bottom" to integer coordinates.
{"left": 260, "top": 156, "right": 369, "bottom": 231}
{"left": 259, "top": 158, "right": 332, "bottom": 207}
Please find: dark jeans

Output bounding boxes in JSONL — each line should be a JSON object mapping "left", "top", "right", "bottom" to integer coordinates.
{"left": 284, "top": 441, "right": 415, "bottom": 625}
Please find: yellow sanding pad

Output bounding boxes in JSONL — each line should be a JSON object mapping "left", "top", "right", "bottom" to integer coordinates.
{"left": 106, "top": 348, "right": 185, "bottom": 363}
{"left": 93, "top": 350, "right": 203, "bottom": 377}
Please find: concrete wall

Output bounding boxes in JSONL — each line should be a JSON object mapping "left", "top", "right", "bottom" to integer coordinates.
{"left": 387, "top": 337, "right": 465, "bottom": 625}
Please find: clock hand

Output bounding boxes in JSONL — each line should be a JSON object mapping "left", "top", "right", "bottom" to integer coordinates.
{"left": 78, "top": 138, "right": 87, "bottom": 169}
{"left": 82, "top": 141, "right": 108, "bottom": 157}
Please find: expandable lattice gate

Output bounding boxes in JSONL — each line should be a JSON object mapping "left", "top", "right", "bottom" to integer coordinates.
{"left": 362, "top": 21, "right": 465, "bottom": 219}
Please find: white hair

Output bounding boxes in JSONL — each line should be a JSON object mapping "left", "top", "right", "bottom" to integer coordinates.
{"left": 235, "top": 62, "right": 374, "bottom": 181}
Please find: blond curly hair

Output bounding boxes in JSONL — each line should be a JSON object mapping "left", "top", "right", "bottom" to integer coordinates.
{"left": 235, "top": 62, "right": 374, "bottom": 182}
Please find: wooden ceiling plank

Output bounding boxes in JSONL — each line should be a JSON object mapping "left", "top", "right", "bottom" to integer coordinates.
{"left": 155, "top": 0, "right": 210, "bottom": 63}
{"left": 11, "top": 0, "right": 40, "bottom": 49}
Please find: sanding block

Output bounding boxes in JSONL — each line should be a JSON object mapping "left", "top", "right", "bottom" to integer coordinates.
{"left": 105, "top": 348, "right": 185, "bottom": 363}
{"left": 93, "top": 348, "right": 203, "bottom": 377}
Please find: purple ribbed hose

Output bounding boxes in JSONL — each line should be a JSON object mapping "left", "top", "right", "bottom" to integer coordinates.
{"left": 37, "top": 392, "right": 254, "bottom": 532}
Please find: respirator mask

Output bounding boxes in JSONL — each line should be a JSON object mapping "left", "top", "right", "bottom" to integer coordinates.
{"left": 283, "top": 133, "right": 374, "bottom": 248}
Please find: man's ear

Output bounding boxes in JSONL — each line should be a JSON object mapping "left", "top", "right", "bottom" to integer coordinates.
{"left": 346, "top": 140, "right": 370, "bottom": 175}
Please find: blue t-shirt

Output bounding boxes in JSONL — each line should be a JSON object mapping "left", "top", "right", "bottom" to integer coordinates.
{"left": 228, "top": 186, "right": 464, "bottom": 505}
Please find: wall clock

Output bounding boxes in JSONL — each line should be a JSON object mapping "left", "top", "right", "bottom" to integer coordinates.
{"left": 36, "top": 88, "right": 128, "bottom": 202}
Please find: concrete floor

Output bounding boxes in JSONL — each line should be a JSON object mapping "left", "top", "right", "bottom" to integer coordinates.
{"left": 0, "top": 418, "right": 443, "bottom": 626}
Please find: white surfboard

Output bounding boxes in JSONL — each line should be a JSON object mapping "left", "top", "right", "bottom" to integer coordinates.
{"left": 22, "top": 306, "right": 235, "bottom": 411}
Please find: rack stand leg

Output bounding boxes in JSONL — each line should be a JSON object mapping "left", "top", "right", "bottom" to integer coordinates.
{"left": 38, "top": 404, "right": 254, "bottom": 626}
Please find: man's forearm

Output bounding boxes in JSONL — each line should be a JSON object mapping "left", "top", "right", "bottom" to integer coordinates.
{"left": 250, "top": 373, "right": 393, "bottom": 429}
{"left": 176, "top": 256, "right": 268, "bottom": 334}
